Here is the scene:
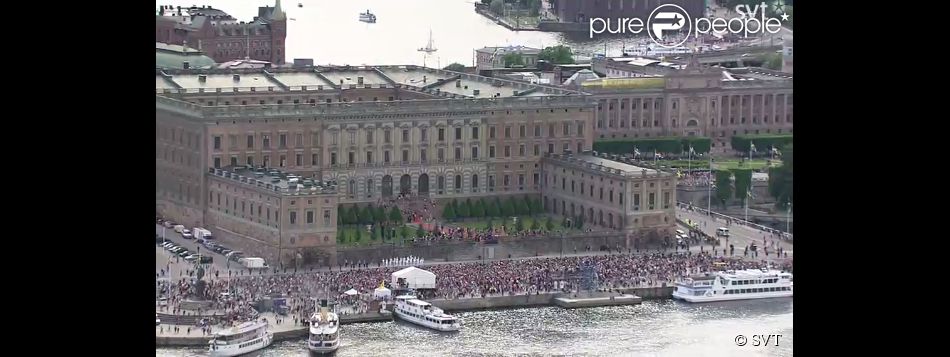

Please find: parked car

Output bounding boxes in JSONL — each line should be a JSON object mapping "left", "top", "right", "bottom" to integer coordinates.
{"left": 163, "top": 221, "right": 174, "bottom": 228}
{"left": 229, "top": 253, "right": 244, "bottom": 262}
{"left": 181, "top": 232, "right": 194, "bottom": 239}
{"left": 184, "top": 255, "right": 198, "bottom": 262}
{"left": 221, "top": 249, "right": 233, "bottom": 255}
{"left": 199, "top": 256, "right": 214, "bottom": 264}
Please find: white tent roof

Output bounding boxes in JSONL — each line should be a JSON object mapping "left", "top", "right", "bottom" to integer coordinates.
{"left": 343, "top": 289, "right": 358, "bottom": 296}
{"left": 392, "top": 266, "right": 435, "bottom": 279}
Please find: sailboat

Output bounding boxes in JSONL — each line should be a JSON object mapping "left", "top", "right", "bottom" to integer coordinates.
{"left": 417, "top": 30, "right": 437, "bottom": 53}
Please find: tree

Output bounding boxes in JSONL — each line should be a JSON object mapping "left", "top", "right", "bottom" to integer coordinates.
{"left": 337, "top": 206, "right": 344, "bottom": 225}
{"left": 399, "top": 225, "right": 410, "bottom": 240}
{"left": 530, "top": 218, "right": 541, "bottom": 231}
{"left": 503, "top": 53, "right": 524, "bottom": 67}
{"left": 501, "top": 197, "right": 516, "bottom": 217}
{"left": 389, "top": 206, "right": 403, "bottom": 223}
{"left": 715, "top": 170, "right": 734, "bottom": 208}
{"left": 763, "top": 53, "right": 783, "bottom": 71}
{"left": 458, "top": 199, "right": 472, "bottom": 218}
{"left": 443, "top": 204, "right": 457, "bottom": 221}
{"left": 769, "top": 144, "right": 793, "bottom": 209}
{"left": 374, "top": 206, "right": 386, "bottom": 224}
{"left": 337, "top": 230, "right": 345, "bottom": 244}
{"left": 443, "top": 63, "right": 466, "bottom": 72}
{"left": 516, "top": 198, "right": 530, "bottom": 215}
{"left": 528, "top": 0, "right": 541, "bottom": 16}
{"left": 372, "top": 225, "right": 381, "bottom": 241}
{"left": 545, "top": 216, "right": 554, "bottom": 231}
{"left": 490, "top": 0, "right": 504, "bottom": 15}
{"left": 732, "top": 169, "right": 753, "bottom": 200}
{"left": 472, "top": 199, "right": 486, "bottom": 218}
{"left": 530, "top": 198, "right": 543, "bottom": 216}
{"left": 486, "top": 198, "right": 501, "bottom": 217}
{"left": 538, "top": 45, "right": 575, "bottom": 64}
{"left": 361, "top": 205, "right": 375, "bottom": 225}
{"left": 347, "top": 205, "right": 359, "bottom": 225}
{"left": 416, "top": 226, "right": 426, "bottom": 238}
{"left": 515, "top": 217, "right": 525, "bottom": 232}
{"left": 487, "top": 219, "right": 494, "bottom": 231}
{"left": 354, "top": 229, "right": 362, "bottom": 243}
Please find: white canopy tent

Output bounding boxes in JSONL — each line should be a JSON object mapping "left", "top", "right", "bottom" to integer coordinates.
{"left": 391, "top": 266, "right": 436, "bottom": 289}
{"left": 343, "top": 289, "right": 358, "bottom": 296}
{"left": 374, "top": 286, "right": 392, "bottom": 299}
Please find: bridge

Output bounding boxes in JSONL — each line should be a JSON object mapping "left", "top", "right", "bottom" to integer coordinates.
{"left": 670, "top": 45, "right": 783, "bottom": 66}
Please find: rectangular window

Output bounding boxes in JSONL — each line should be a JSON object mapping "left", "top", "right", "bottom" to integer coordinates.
{"left": 563, "top": 122, "right": 570, "bottom": 135}
{"left": 438, "top": 148, "right": 445, "bottom": 162}
{"left": 519, "top": 144, "right": 525, "bottom": 157}
{"left": 420, "top": 149, "right": 427, "bottom": 162}
{"left": 454, "top": 147, "right": 462, "bottom": 161}
{"left": 296, "top": 133, "right": 303, "bottom": 147}
{"left": 471, "top": 147, "right": 479, "bottom": 159}
{"left": 549, "top": 124, "right": 555, "bottom": 137}
{"left": 247, "top": 135, "right": 254, "bottom": 148}
{"left": 384, "top": 130, "right": 391, "bottom": 144}
{"left": 366, "top": 151, "right": 373, "bottom": 164}
{"left": 311, "top": 154, "right": 317, "bottom": 166}
{"left": 489, "top": 146, "right": 496, "bottom": 158}
{"left": 230, "top": 156, "right": 238, "bottom": 166}
{"left": 489, "top": 175, "right": 495, "bottom": 188}
{"left": 534, "top": 125, "right": 540, "bottom": 137}
{"left": 533, "top": 173, "right": 539, "bottom": 185}
{"left": 263, "top": 135, "right": 271, "bottom": 149}
{"left": 472, "top": 127, "right": 479, "bottom": 140}
{"left": 505, "top": 146, "right": 511, "bottom": 157}
{"left": 213, "top": 157, "right": 221, "bottom": 168}
{"left": 348, "top": 131, "right": 356, "bottom": 144}
{"left": 279, "top": 134, "right": 287, "bottom": 148}
{"left": 489, "top": 126, "right": 496, "bottom": 139}
{"left": 348, "top": 152, "right": 355, "bottom": 165}
{"left": 505, "top": 127, "right": 511, "bottom": 138}
{"left": 295, "top": 154, "right": 302, "bottom": 166}
{"left": 634, "top": 194, "right": 640, "bottom": 210}
{"left": 504, "top": 175, "right": 510, "bottom": 186}
{"left": 577, "top": 123, "right": 584, "bottom": 136}
{"left": 384, "top": 151, "right": 391, "bottom": 163}
{"left": 289, "top": 211, "right": 297, "bottom": 225}
{"left": 518, "top": 174, "right": 525, "bottom": 186}
{"left": 229, "top": 135, "right": 237, "bottom": 149}
{"left": 279, "top": 155, "right": 286, "bottom": 167}
{"left": 664, "top": 192, "right": 671, "bottom": 209}
{"left": 421, "top": 128, "right": 427, "bottom": 141}
{"left": 307, "top": 211, "right": 314, "bottom": 224}
{"left": 649, "top": 193, "right": 656, "bottom": 209}
{"left": 402, "top": 150, "right": 409, "bottom": 163}
{"left": 366, "top": 131, "right": 374, "bottom": 144}
{"left": 247, "top": 156, "right": 254, "bottom": 166}
{"left": 548, "top": 143, "right": 554, "bottom": 154}
{"left": 519, "top": 125, "right": 526, "bottom": 138}
{"left": 323, "top": 210, "right": 331, "bottom": 226}
{"left": 438, "top": 128, "right": 445, "bottom": 141}
{"left": 533, "top": 145, "right": 540, "bottom": 156}
{"left": 455, "top": 127, "right": 462, "bottom": 140}
{"left": 330, "top": 153, "right": 337, "bottom": 165}
{"left": 402, "top": 129, "right": 409, "bottom": 142}
{"left": 213, "top": 136, "right": 221, "bottom": 150}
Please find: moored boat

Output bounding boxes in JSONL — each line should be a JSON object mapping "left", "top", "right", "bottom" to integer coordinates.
{"left": 208, "top": 319, "right": 273, "bottom": 357}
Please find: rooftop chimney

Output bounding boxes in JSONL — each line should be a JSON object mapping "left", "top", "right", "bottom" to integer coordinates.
{"left": 198, "top": 75, "right": 207, "bottom": 82}
{"left": 233, "top": 74, "right": 241, "bottom": 81}
{"left": 182, "top": 61, "right": 190, "bottom": 69}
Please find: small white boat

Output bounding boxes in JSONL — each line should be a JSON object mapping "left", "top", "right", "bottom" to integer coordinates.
{"left": 359, "top": 10, "right": 376, "bottom": 23}
{"left": 208, "top": 320, "right": 273, "bottom": 357}
{"left": 417, "top": 30, "right": 437, "bottom": 53}
{"left": 307, "top": 299, "right": 340, "bottom": 354}
{"left": 393, "top": 294, "right": 460, "bottom": 331}
{"left": 672, "top": 268, "right": 793, "bottom": 303}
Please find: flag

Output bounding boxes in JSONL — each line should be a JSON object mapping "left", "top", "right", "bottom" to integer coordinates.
{"left": 749, "top": 142, "right": 757, "bottom": 153}
{"left": 633, "top": 147, "right": 641, "bottom": 157}
{"left": 747, "top": 188, "right": 754, "bottom": 199}
{"left": 689, "top": 146, "right": 696, "bottom": 156}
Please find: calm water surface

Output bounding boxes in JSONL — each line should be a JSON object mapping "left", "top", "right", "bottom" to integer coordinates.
{"left": 157, "top": 299, "right": 792, "bottom": 356}
{"left": 157, "top": 0, "right": 650, "bottom": 66}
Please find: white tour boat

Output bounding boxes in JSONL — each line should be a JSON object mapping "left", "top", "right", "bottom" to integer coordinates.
{"left": 672, "top": 268, "right": 793, "bottom": 303}
{"left": 307, "top": 299, "right": 340, "bottom": 354}
{"left": 359, "top": 10, "right": 376, "bottom": 23}
{"left": 393, "top": 295, "right": 460, "bottom": 331}
{"left": 208, "top": 320, "right": 273, "bottom": 357}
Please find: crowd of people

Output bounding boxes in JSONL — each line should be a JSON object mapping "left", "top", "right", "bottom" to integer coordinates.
{"left": 678, "top": 171, "right": 712, "bottom": 187}
{"left": 158, "top": 250, "right": 791, "bottom": 325}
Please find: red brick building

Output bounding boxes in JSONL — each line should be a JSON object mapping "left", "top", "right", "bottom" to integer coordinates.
{"left": 156, "top": 0, "right": 287, "bottom": 65}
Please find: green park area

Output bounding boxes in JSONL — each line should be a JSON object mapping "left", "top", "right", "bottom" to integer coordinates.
{"left": 657, "top": 158, "right": 782, "bottom": 171}
{"left": 456, "top": 215, "right": 573, "bottom": 233}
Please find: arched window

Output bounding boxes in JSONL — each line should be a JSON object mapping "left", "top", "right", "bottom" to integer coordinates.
{"left": 366, "top": 178, "right": 374, "bottom": 197}
{"left": 348, "top": 179, "right": 356, "bottom": 197}
{"left": 454, "top": 175, "right": 462, "bottom": 190}
{"left": 472, "top": 175, "right": 479, "bottom": 190}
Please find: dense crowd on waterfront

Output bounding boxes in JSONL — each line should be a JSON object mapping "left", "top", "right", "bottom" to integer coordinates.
{"left": 158, "top": 251, "right": 790, "bottom": 325}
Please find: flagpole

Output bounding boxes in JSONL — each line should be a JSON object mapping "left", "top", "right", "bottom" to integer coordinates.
{"left": 744, "top": 187, "right": 750, "bottom": 223}
{"left": 786, "top": 200, "right": 791, "bottom": 234}
{"left": 707, "top": 153, "right": 712, "bottom": 215}
{"left": 687, "top": 146, "right": 691, "bottom": 174}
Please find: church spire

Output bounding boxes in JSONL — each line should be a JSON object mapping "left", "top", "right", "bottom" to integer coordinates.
{"left": 271, "top": 0, "right": 286, "bottom": 20}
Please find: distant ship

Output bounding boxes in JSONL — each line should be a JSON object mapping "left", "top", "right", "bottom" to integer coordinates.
{"left": 417, "top": 29, "right": 437, "bottom": 53}
{"left": 393, "top": 294, "right": 460, "bottom": 331}
{"left": 307, "top": 299, "right": 340, "bottom": 354}
{"left": 359, "top": 10, "right": 376, "bottom": 23}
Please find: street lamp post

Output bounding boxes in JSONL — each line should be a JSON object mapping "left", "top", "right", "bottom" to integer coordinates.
{"left": 786, "top": 201, "right": 791, "bottom": 234}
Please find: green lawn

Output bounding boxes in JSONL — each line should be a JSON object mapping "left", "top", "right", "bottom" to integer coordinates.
{"left": 455, "top": 215, "right": 577, "bottom": 233}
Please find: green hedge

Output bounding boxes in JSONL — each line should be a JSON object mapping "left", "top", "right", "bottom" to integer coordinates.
{"left": 593, "top": 137, "right": 711, "bottom": 155}
{"left": 731, "top": 135, "right": 792, "bottom": 152}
